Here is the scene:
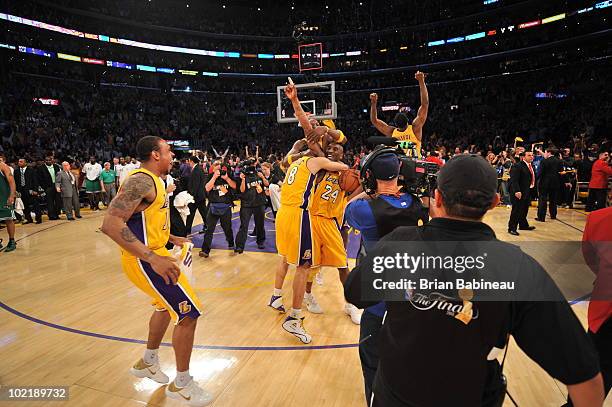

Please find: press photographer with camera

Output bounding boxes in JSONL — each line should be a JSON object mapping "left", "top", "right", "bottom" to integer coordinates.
{"left": 235, "top": 158, "right": 269, "bottom": 253}
{"left": 343, "top": 143, "right": 428, "bottom": 403}
{"left": 199, "top": 160, "right": 236, "bottom": 258}
{"left": 344, "top": 154, "right": 603, "bottom": 407}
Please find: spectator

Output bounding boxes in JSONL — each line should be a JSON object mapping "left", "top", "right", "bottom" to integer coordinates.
{"left": 100, "top": 162, "right": 117, "bottom": 206}
{"left": 37, "top": 155, "right": 61, "bottom": 220}
{"left": 55, "top": 161, "right": 81, "bottom": 220}
{"left": 586, "top": 149, "right": 612, "bottom": 212}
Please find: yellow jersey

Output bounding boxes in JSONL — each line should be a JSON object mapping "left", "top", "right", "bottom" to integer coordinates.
{"left": 280, "top": 156, "right": 316, "bottom": 210}
{"left": 121, "top": 168, "right": 170, "bottom": 256}
{"left": 310, "top": 171, "right": 347, "bottom": 220}
{"left": 392, "top": 125, "right": 421, "bottom": 158}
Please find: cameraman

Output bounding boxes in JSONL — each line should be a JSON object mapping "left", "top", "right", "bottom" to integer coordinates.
{"left": 344, "top": 147, "right": 427, "bottom": 403}
{"left": 235, "top": 158, "right": 269, "bottom": 253}
{"left": 199, "top": 160, "right": 236, "bottom": 258}
{"left": 345, "top": 154, "right": 603, "bottom": 407}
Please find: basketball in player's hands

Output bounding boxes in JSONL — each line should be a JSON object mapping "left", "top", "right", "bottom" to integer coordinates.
{"left": 339, "top": 169, "right": 361, "bottom": 193}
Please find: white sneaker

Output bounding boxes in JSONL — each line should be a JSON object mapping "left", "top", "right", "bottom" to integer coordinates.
{"left": 129, "top": 358, "right": 169, "bottom": 384}
{"left": 315, "top": 272, "right": 323, "bottom": 285}
{"left": 344, "top": 303, "right": 362, "bottom": 325}
{"left": 282, "top": 316, "right": 312, "bottom": 344}
{"left": 305, "top": 293, "right": 323, "bottom": 314}
{"left": 268, "top": 295, "right": 286, "bottom": 313}
{"left": 165, "top": 379, "right": 213, "bottom": 406}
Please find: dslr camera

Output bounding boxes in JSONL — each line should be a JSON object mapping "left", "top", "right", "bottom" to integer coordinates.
{"left": 239, "top": 158, "right": 258, "bottom": 176}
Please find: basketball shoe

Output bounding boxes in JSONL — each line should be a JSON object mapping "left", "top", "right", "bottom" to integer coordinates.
{"left": 129, "top": 358, "right": 169, "bottom": 384}
{"left": 344, "top": 303, "right": 362, "bottom": 325}
{"left": 304, "top": 293, "right": 323, "bottom": 314}
{"left": 268, "top": 295, "right": 286, "bottom": 313}
{"left": 282, "top": 316, "right": 312, "bottom": 344}
{"left": 166, "top": 379, "right": 213, "bottom": 406}
{"left": 315, "top": 271, "right": 323, "bottom": 285}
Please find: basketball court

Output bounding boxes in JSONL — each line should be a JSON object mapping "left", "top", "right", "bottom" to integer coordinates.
{"left": 1, "top": 205, "right": 608, "bottom": 406}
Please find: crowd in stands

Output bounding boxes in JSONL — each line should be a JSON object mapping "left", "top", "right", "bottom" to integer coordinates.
{"left": 8, "top": 0, "right": 540, "bottom": 38}
{"left": 0, "top": 60, "right": 610, "bottom": 225}
{"left": 4, "top": 0, "right": 607, "bottom": 74}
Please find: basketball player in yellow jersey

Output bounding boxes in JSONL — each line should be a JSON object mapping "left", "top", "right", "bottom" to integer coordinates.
{"left": 369, "top": 71, "right": 429, "bottom": 158}
{"left": 303, "top": 142, "right": 363, "bottom": 324}
{"left": 101, "top": 136, "right": 212, "bottom": 406}
{"left": 271, "top": 83, "right": 349, "bottom": 343}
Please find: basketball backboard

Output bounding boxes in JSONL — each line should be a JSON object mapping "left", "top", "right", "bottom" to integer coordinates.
{"left": 276, "top": 80, "right": 337, "bottom": 124}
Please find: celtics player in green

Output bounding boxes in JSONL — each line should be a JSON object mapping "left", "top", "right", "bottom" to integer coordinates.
{"left": 0, "top": 153, "right": 17, "bottom": 252}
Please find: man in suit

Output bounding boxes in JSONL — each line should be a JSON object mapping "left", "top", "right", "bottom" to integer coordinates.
{"left": 185, "top": 156, "right": 208, "bottom": 233}
{"left": 37, "top": 155, "right": 61, "bottom": 220}
{"left": 508, "top": 151, "right": 537, "bottom": 235}
{"left": 536, "top": 147, "right": 564, "bottom": 221}
{"left": 14, "top": 158, "right": 42, "bottom": 224}
{"left": 55, "top": 161, "right": 81, "bottom": 220}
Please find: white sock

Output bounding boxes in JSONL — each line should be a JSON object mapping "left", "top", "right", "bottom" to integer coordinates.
{"left": 290, "top": 308, "right": 302, "bottom": 319}
{"left": 273, "top": 288, "right": 282, "bottom": 297}
{"left": 174, "top": 370, "right": 192, "bottom": 388}
{"left": 304, "top": 292, "right": 313, "bottom": 300}
{"left": 143, "top": 348, "right": 158, "bottom": 365}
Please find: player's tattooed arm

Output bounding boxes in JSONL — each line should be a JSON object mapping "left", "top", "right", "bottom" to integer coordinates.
{"left": 101, "top": 173, "right": 157, "bottom": 259}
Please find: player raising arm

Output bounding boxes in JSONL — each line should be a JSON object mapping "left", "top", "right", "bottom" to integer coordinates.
{"left": 370, "top": 71, "right": 429, "bottom": 157}
{"left": 284, "top": 82, "right": 347, "bottom": 153}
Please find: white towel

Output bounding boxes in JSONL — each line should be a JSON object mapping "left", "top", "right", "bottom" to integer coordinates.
{"left": 14, "top": 197, "right": 24, "bottom": 216}
{"left": 269, "top": 183, "right": 281, "bottom": 211}
{"left": 173, "top": 191, "right": 195, "bottom": 224}
{"left": 170, "top": 242, "right": 194, "bottom": 285}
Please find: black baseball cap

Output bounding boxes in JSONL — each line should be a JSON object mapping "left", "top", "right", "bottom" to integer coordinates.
{"left": 437, "top": 154, "right": 498, "bottom": 202}
{"left": 370, "top": 153, "right": 400, "bottom": 180}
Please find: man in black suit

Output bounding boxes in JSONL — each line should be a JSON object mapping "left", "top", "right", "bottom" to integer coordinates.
{"left": 508, "top": 151, "right": 536, "bottom": 235}
{"left": 185, "top": 156, "right": 208, "bottom": 234}
{"left": 14, "top": 158, "right": 42, "bottom": 224}
{"left": 536, "top": 147, "right": 564, "bottom": 221}
{"left": 36, "top": 155, "right": 62, "bottom": 220}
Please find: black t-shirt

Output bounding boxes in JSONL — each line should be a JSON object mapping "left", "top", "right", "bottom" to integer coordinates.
{"left": 345, "top": 218, "right": 600, "bottom": 407}
{"left": 207, "top": 174, "right": 234, "bottom": 204}
{"left": 268, "top": 172, "right": 283, "bottom": 186}
{"left": 240, "top": 174, "right": 267, "bottom": 207}
{"left": 272, "top": 162, "right": 285, "bottom": 183}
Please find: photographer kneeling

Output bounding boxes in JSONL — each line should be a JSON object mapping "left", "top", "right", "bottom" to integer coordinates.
{"left": 344, "top": 145, "right": 428, "bottom": 404}
{"left": 344, "top": 154, "right": 604, "bottom": 407}
{"left": 236, "top": 158, "right": 269, "bottom": 253}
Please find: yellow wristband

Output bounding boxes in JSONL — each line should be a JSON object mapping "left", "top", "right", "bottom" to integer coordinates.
{"left": 287, "top": 155, "right": 294, "bottom": 165}
{"left": 337, "top": 131, "right": 346, "bottom": 144}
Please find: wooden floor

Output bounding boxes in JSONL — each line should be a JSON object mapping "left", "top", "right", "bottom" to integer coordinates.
{"left": 0, "top": 205, "right": 609, "bottom": 407}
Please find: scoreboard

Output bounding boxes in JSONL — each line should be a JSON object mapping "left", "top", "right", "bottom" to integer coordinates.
{"left": 298, "top": 43, "right": 323, "bottom": 72}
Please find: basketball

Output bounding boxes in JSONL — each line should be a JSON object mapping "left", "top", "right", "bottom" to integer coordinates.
{"left": 339, "top": 169, "right": 361, "bottom": 193}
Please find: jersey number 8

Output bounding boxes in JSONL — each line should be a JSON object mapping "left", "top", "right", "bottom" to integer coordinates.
{"left": 286, "top": 166, "right": 299, "bottom": 185}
